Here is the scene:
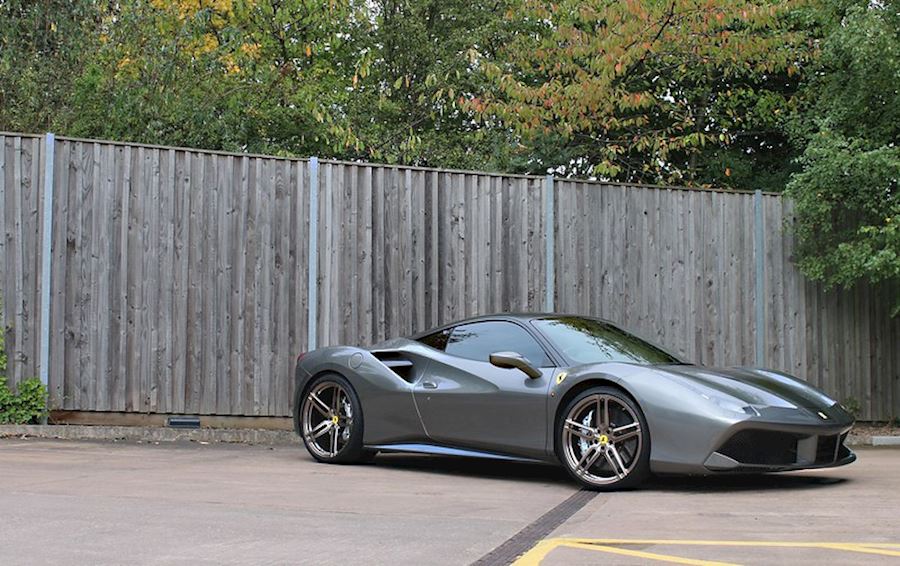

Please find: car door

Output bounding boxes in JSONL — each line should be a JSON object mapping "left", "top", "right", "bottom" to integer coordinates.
{"left": 412, "top": 320, "right": 556, "bottom": 458}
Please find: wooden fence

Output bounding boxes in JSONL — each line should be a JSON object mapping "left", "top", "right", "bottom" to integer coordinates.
{"left": 1, "top": 132, "right": 898, "bottom": 420}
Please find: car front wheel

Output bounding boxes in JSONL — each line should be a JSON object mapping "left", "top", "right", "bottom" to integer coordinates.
{"left": 557, "top": 386, "right": 650, "bottom": 490}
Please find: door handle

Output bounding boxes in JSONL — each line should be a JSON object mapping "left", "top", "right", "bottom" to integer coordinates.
{"left": 422, "top": 380, "right": 438, "bottom": 389}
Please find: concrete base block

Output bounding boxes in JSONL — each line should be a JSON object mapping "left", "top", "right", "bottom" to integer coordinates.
{"left": 0, "top": 424, "right": 298, "bottom": 445}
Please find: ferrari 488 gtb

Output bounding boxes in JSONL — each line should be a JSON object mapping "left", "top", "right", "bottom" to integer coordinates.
{"left": 293, "top": 314, "right": 855, "bottom": 490}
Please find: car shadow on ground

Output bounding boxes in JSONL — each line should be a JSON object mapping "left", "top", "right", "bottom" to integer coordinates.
{"left": 371, "top": 453, "right": 571, "bottom": 484}
{"left": 369, "top": 453, "right": 851, "bottom": 492}
{"left": 644, "top": 473, "right": 849, "bottom": 492}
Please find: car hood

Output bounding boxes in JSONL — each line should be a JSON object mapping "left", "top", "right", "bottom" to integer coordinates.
{"left": 652, "top": 364, "right": 840, "bottom": 414}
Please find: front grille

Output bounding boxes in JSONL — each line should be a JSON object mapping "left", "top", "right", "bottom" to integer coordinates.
{"left": 815, "top": 434, "right": 839, "bottom": 464}
{"left": 837, "top": 432, "right": 851, "bottom": 460}
{"left": 718, "top": 430, "right": 802, "bottom": 466}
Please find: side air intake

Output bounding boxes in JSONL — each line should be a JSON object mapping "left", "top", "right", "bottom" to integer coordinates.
{"left": 371, "top": 351, "right": 415, "bottom": 383}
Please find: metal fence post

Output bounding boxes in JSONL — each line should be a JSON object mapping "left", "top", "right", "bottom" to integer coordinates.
{"left": 544, "top": 174, "right": 555, "bottom": 312}
{"left": 39, "top": 133, "right": 55, "bottom": 420}
{"left": 754, "top": 189, "right": 766, "bottom": 367}
{"left": 307, "top": 157, "right": 319, "bottom": 352}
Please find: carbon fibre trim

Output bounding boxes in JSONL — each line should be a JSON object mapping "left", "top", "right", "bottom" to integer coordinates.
{"left": 369, "top": 443, "right": 544, "bottom": 462}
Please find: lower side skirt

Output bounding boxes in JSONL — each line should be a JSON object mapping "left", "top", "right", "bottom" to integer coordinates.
{"left": 368, "top": 443, "right": 546, "bottom": 463}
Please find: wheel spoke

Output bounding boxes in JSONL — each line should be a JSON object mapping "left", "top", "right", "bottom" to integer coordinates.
{"left": 331, "top": 386, "right": 342, "bottom": 413}
{"left": 565, "top": 419, "right": 597, "bottom": 440}
{"left": 330, "top": 426, "right": 339, "bottom": 455}
{"left": 308, "top": 419, "right": 332, "bottom": 440}
{"left": 308, "top": 392, "right": 331, "bottom": 416}
{"left": 575, "top": 443, "right": 603, "bottom": 475}
{"left": 598, "top": 397, "right": 609, "bottom": 431}
{"left": 611, "top": 422, "right": 640, "bottom": 442}
{"left": 575, "top": 444, "right": 596, "bottom": 469}
{"left": 605, "top": 445, "right": 627, "bottom": 479}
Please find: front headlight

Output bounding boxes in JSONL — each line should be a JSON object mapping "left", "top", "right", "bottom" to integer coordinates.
{"left": 699, "top": 392, "right": 760, "bottom": 416}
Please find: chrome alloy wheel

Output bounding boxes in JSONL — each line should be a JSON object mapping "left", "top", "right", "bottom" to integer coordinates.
{"left": 562, "top": 393, "right": 643, "bottom": 486}
{"left": 301, "top": 381, "right": 353, "bottom": 459}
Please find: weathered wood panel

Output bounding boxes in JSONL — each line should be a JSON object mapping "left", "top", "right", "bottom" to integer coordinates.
{"left": 0, "top": 133, "right": 897, "bottom": 419}
{"left": 315, "top": 163, "right": 548, "bottom": 347}
{"left": 36, "top": 138, "right": 310, "bottom": 416}
{"left": 0, "top": 134, "right": 43, "bottom": 391}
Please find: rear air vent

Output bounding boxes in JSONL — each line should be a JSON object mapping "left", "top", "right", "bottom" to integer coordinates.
{"left": 371, "top": 352, "right": 415, "bottom": 383}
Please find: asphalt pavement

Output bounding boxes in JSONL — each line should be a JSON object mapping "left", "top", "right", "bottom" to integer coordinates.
{"left": 0, "top": 439, "right": 897, "bottom": 565}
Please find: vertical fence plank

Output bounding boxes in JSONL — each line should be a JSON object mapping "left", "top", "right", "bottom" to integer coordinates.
{"left": 306, "top": 157, "right": 318, "bottom": 352}
{"left": 320, "top": 163, "right": 333, "bottom": 347}
{"left": 358, "top": 165, "right": 373, "bottom": 345}
{"left": 0, "top": 138, "right": 6, "bottom": 378}
{"left": 242, "top": 156, "right": 258, "bottom": 415}
{"left": 92, "top": 143, "right": 110, "bottom": 411}
{"left": 216, "top": 155, "right": 232, "bottom": 414}
{"left": 12, "top": 136, "right": 25, "bottom": 386}
{"left": 346, "top": 166, "right": 359, "bottom": 345}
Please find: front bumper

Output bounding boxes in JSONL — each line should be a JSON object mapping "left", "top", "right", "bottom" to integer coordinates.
{"left": 704, "top": 427, "right": 856, "bottom": 472}
{"left": 646, "top": 402, "right": 856, "bottom": 475}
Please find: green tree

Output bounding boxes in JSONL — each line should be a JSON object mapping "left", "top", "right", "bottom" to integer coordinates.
{"left": 471, "top": 0, "right": 816, "bottom": 189}
{"left": 66, "top": 0, "right": 369, "bottom": 155}
{"left": 339, "top": 0, "right": 518, "bottom": 169}
{"left": 60, "top": 0, "right": 518, "bottom": 166}
{"left": 0, "top": 0, "right": 106, "bottom": 133}
{"left": 786, "top": 1, "right": 900, "bottom": 314}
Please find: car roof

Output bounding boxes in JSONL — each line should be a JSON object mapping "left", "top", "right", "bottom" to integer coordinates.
{"left": 408, "top": 312, "right": 611, "bottom": 339}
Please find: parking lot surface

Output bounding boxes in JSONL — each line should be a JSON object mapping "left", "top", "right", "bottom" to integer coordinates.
{"left": 1, "top": 439, "right": 897, "bottom": 565}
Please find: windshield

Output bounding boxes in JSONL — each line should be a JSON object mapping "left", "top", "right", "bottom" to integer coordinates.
{"left": 532, "top": 317, "right": 683, "bottom": 365}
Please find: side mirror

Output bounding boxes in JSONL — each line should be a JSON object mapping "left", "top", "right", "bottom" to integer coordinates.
{"left": 489, "top": 351, "right": 542, "bottom": 379}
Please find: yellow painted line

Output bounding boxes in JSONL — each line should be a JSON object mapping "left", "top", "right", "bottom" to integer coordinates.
{"left": 823, "top": 543, "right": 900, "bottom": 558}
{"left": 566, "top": 538, "right": 900, "bottom": 548}
{"left": 511, "top": 538, "right": 900, "bottom": 566}
{"left": 511, "top": 539, "right": 561, "bottom": 566}
{"left": 855, "top": 543, "right": 900, "bottom": 549}
{"left": 561, "top": 541, "right": 738, "bottom": 566}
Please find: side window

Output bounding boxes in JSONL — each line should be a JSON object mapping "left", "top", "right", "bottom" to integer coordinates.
{"left": 445, "top": 321, "right": 551, "bottom": 367}
{"left": 417, "top": 328, "right": 450, "bottom": 351}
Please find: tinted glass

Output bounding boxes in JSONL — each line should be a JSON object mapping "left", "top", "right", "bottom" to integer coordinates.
{"left": 417, "top": 329, "right": 450, "bottom": 351}
{"left": 532, "top": 317, "right": 682, "bottom": 365}
{"left": 445, "top": 321, "right": 551, "bottom": 366}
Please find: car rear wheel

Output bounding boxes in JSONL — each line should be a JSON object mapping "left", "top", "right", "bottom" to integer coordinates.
{"left": 300, "top": 373, "right": 367, "bottom": 464}
{"left": 557, "top": 386, "right": 650, "bottom": 490}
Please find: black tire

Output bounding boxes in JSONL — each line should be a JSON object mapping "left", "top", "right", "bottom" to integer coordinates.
{"left": 299, "top": 373, "right": 367, "bottom": 464}
{"left": 556, "top": 386, "right": 650, "bottom": 490}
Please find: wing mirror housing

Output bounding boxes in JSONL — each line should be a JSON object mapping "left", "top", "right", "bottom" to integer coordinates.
{"left": 489, "top": 351, "right": 542, "bottom": 379}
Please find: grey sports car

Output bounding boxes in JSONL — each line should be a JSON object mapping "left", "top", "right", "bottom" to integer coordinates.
{"left": 292, "top": 314, "right": 855, "bottom": 489}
